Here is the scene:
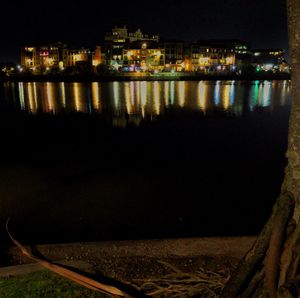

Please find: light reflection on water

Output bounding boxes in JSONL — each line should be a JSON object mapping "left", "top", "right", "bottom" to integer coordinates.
{"left": 1, "top": 80, "right": 292, "bottom": 121}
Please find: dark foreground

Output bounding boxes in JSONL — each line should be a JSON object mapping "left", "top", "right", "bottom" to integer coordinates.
{"left": 0, "top": 106, "right": 290, "bottom": 245}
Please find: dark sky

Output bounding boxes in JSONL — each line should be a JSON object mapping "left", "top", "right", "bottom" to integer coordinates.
{"left": 0, "top": 0, "right": 288, "bottom": 62}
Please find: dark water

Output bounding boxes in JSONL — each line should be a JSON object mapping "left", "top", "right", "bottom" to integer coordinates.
{"left": 0, "top": 80, "right": 292, "bottom": 244}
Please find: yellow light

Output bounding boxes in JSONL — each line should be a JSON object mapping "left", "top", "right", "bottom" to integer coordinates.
{"left": 178, "top": 81, "right": 185, "bottom": 107}
{"left": 199, "top": 57, "right": 209, "bottom": 66}
{"left": 153, "top": 81, "right": 160, "bottom": 115}
{"left": 92, "top": 82, "right": 101, "bottom": 111}
{"left": 226, "top": 57, "right": 233, "bottom": 64}
{"left": 198, "top": 81, "right": 208, "bottom": 112}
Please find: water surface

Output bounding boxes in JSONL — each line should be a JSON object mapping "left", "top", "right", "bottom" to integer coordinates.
{"left": 0, "top": 80, "right": 292, "bottom": 244}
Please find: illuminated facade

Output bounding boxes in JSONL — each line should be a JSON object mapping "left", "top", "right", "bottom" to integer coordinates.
{"left": 160, "top": 40, "right": 184, "bottom": 71}
{"left": 251, "top": 49, "right": 286, "bottom": 72}
{"left": 21, "top": 44, "right": 102, "bottom": 71}
{"left": 68, "top": 48, "right": 91, "bottom": 67}
{"left": 104, "top": 26, "right": 159, "bottom": 68}
{"left": 21, "top": 43, "right": 68, "bottom": 71}
{"left": 190, "top": 40, "right": 236, "bottom": 72}
{"left": 123, "top": 41, "right": 165, "bottom": 71}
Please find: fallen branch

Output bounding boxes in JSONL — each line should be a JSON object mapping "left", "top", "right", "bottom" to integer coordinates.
{"left": 6, "top": 219, "right": 131, "bottom": 297}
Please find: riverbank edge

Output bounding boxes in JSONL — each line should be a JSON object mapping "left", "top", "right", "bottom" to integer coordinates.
{"left": 0, "top": 73, "right": 291, "bottom": 82}
{"left": 0, "top": 236, "right": 256, "bottom": 280}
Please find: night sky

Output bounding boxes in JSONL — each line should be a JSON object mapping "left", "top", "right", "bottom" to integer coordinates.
{"left": 0, "top": 0, "right": 288, "bottom": 62}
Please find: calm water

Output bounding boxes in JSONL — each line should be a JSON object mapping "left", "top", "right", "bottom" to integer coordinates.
{"left": 0, "top": 80, "right": 291, "bottom": 118}
{"left": 0, "top": 80, "right": 292, "bottom": 245}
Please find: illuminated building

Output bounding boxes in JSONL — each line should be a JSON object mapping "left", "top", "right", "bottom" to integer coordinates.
{"left": 123, "top": 41, "right": 165, "bottom": 71}
{"left": 190, "top": 40, "right": 236, "bottom": 72}
{"left": 251, "top": 49, "right": 287, "bottom": 72}
{"left": 92, "top": 46, "right": 102, "bottom": 66}
{"left": 104, "top": 26, "right": 159, "bottom": 68}
{"left": 21, "top": 43, "right": 68, "bottom": 71}
{"left": 160, "top": 40, "right": 184, "bottom": 71}
{"left": 68, "top": 48, "right": 91, "bottom": 67}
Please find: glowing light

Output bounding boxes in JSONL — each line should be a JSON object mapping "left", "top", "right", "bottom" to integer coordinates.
{"left": 46, "top": 82, "right": 55, "bottom": 112}
{"left": 197, "top": 81, "right": 208, "bottom": 112}
{"left": 261, "top": 81, "right": 272, "bottom": 107}
{"left": 60, "top": 82, "right": 66, "bottom": 108}
{"left": 125, "top": 82, "right": 133, "bottom": 114}
{"left": 73, "top": 83, "right": 81, "bottom": 112}
{"left": 199, "top": 57, "right": 209, "bottom": 66}
{"left": 113, "top": 82, "right": 120, "bottom": 109}
{"left": 263, "top": 64, "right": 274, "bottom": 71}
{"left": 153, "top": 81, "right": 160, "bottom": 114}
{"left": 140, "top": 81, "right": 147, "bottom": 117}
{"left": 230, "top": 81, "right": 235, "bottom": 105}
{"left": 214, "top": 81, "right": 221, "bottom": 105}
{"left": 226, "top": 56, "right": 234, "bottom": 65}
{"left": 223, "top": 84, "right": 231, "bottom": 110}
{"left": 91, "top": 82, "right": 101, "bottom": 111}
{"left": 248, "top": 82, "right": 259, "bottom": 111}
{"left": 18, "top": 83, "right": 25, "bottom": 110}
{"left": 27, "top": 83, "right": 37, "bottom": 113}
{"left": 178, "top": 81, "right": 185, "bottom": 107}
{"left": 164, "top": 82, "right": 170, "bottom": 107}
{"left": 170, "top": 81, "right": 175, "bottom": 105}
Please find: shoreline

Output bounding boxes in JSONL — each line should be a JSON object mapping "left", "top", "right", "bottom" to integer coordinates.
{"left": 0, "top": 73, "right": 291, "bottom": 82}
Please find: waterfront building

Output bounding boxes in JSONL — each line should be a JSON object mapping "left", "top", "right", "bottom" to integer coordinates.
{"left": 21, "top": 42, "right": 68, "bottom": 71}
{"left": 68, "top": 48, "right": 92, "bottom": 67}
{"left": 123, "top": 41, "right": 165, "bottom": 71}
{"left": 160, "top": 40, "right": 184, "bottom": 71}
{"left": 104, "top": 26, "right": 159, "bottom": 68}
{"left": 92, "top": 46, "right": 102, "bottom": 66}
{"left": 251, "top": 49, "right": 287, "bottom": 72}
{"left": 190, "top": 40, "right": 236, "bottom": 72}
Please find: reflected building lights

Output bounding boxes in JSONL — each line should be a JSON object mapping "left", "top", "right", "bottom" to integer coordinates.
{"left": 113, "top": 82, "right": 120, "bottom": 110}
{"left": 214, "top": 81, "right": 221, "bottom": 106}
{"left": 164, "top": 82, "right": 170, "bottom": 107}
{"left": 135, "top": 82, "right": 141, "bottom": 106}
{"left": 140, "top": 81, "right": 147, "bottom": 117}
{"left": 262, "top": 81, "right": 272, "bottom": 107}
{"left": 33, "top": 82, "right": 38, "bottom": 109}
{"left": 170, "top": 81, "right": 175, "bottom": 105}
{"left": 223, "top": 84, "right": 231, "bottom": 110}
{"left": 27, "top": 83, "right": 37, "bottom": 113}
{"left": 91, "top": 82, "right": 101, "bottom": 111}
{"left": 18, "top": 82, "right": 25, "bottom": 110}
{"left": 230, "top": 81, "right": 235, "bottom": 105}
{"left": 125, "top": 82, "right": 132, "bottom": 114}
{"left": 46, "top": 82, "right": 54, "bottom": 112}
{"left": 60, "top": 82, "right": 66, "bottom": 108}
{"left": 280, "top": 81, "right": 288, "bottom": 106}
{"left": 178, "top": 81, "right": 185, "bottom": 107}
{"left": 153, "top": 81, "right": 160, "bottom": 115}
{"left": 73, "top": 83, "right": 81, "bottom": 112}
{"left": 198, "top": 81, "right": 207, "bottom": 112}
{"left": 249, "top": 81, "right": 260, "bottom": 111}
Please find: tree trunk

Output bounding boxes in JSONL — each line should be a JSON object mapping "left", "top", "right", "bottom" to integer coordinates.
{"left": 221, "top": 1, "right": 300, "bottom": 297}
{"left": 283, "top": 0, "right": 300, "bottom": 221}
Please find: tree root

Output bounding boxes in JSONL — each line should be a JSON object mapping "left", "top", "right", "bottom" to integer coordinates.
{"left": 221, "top": 192, "right": 295, "bottom": 298}
{"left": 132, "top": 261, "right": 229, "bottom": 297}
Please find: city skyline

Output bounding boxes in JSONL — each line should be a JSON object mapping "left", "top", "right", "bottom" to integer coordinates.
{"left": 0, "top": 0, "right": 288, "bottom": 62}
